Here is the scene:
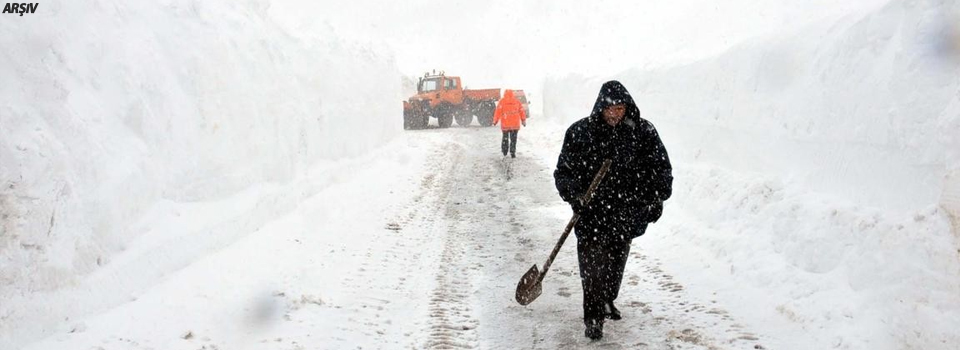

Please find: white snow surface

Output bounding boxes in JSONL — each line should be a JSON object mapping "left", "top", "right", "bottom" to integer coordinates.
{"left": 2, "top": 0, "right": 960, "bottom": 349}
{"left": 1, "top": 0, "right": 400, "bottom": 347}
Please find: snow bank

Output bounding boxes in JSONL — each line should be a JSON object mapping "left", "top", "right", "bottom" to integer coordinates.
{"left": 547, "top": 0, "right": 960, "bottom": 212}
{"left": 544, "top": 0, "right": 960, "bottom": 348}
{"left": 0, "top": 0, "right": 399, "bottom": 347}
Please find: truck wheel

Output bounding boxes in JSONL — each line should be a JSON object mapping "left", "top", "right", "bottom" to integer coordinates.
{"left": 477, "top": 102, "right": 495, "bottom": 127}
{"left": 455, "top": 111, "right": 473, "bottom": 126}
{"left": 438, "top": 114, "right": 453, "bottom": 128}
{"left": 437, "top": 103, "right": 454, "bottom": 128}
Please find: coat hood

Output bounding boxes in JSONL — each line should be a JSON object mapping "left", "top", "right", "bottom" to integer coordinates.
{"left": 589, "top": 80, "right": 641, "bottom": 124}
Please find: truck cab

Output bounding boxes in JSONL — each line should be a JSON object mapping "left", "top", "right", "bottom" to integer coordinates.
{"left": 415, "top": 75, "right": 464, "bottom": 107}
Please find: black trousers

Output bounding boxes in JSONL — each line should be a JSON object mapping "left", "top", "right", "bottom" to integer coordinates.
{"left": 577, "top": 236, "right": 631, "bottom": 325}
{"left": 501, "top": 130, "right": 518, "bottom": 156}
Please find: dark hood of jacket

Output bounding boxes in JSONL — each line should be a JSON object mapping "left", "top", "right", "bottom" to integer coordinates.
{"left": 588, "top": 80, "right": 641, "bottom": 125}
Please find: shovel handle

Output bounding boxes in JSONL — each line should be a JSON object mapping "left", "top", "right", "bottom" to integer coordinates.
{"left": 537, "top": 159, "right": 613, "bottom": 283}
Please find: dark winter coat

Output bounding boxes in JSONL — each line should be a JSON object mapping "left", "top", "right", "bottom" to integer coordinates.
{"left": 554, "top": 81, "right": 673, "bottom": 241}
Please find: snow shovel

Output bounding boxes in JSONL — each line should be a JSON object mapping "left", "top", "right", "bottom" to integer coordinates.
{"left": 515, "top": 159, "right": 613, "bottom": 306}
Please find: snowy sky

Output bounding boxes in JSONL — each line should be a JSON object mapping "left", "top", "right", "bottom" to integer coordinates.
{"left": 271, "top": 0, "right": 890, "bottom": 89}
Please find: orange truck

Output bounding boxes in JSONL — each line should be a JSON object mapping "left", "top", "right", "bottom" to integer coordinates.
{"left": 512, "top": 89, "right": 531, "bottom": 119}
{"left": 403, "top": 72, "right": 502, "bottom": 129}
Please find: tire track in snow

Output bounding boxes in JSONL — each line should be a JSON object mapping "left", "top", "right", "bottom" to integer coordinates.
{"left": 305, "top": 136, "right": 467, "bottom": 349}
{"left": 421, "top": 126, "right": 557, "bottom": 349}
{"left": 379, "top": 142, "right": 467, "bottom": 349}
{"left": 617, "top": 248, "right": 767, "bottom": 350}
{"left": 421, "top": 139, "right": 484, "bottom": 349}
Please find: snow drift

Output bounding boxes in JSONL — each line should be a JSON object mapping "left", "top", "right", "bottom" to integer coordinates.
{"left": 0, "top": 0, "right": 399, "bottom": 347}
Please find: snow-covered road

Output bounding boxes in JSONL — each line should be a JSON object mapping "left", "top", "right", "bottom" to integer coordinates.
{"left": 21, "top": 123, "right": 769, "bottom": 350}
{"left": 7, "top": 1, "right": 960, "bottom": 349}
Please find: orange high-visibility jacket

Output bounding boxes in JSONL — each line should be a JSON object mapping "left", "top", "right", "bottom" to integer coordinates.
{"left": 493, "top": 90, "right": 527, "bottom": 131}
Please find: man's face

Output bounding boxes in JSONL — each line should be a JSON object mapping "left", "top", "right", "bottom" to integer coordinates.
{"left": 602, "top": 104, "right": 626, "bottom": 126}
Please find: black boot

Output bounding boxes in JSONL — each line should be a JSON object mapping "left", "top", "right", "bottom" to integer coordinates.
{"left": 584, "top": 319, "right": 603, "bottom": 340}
{"left": 605, "top": 302, "right": 621, "bottom": 320}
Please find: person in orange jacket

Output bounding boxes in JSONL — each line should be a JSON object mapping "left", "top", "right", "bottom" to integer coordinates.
{"left": 493, "top": 89, "right": 528, "bottom": 158}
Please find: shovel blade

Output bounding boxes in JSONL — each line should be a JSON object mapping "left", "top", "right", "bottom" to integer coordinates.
{"left": 515, "top": 264, "right": 543, "bottom": 305}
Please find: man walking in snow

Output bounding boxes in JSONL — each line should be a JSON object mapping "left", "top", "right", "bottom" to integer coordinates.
{"left": 493, "top": 89, "right": 527, "bottom": 158}
{"left": 554, "top": 80, "right": 673, "bottom": 340}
